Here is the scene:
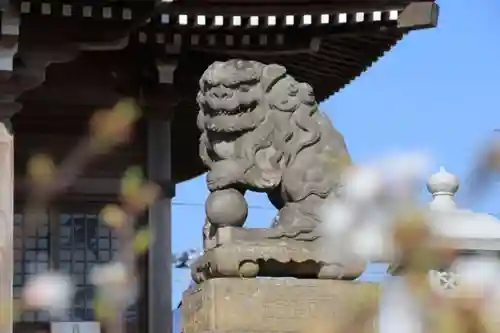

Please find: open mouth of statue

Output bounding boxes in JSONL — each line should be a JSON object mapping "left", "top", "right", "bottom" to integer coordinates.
{"left": 208, "top": 100, "right": 257, "bottom": 116}
{"left": 204, "top": 101, "right": 264, "bottom": 133}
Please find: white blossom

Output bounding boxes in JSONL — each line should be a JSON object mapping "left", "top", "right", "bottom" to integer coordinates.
{"left": 380, "top": 278, "right": 424, "bottom": 333}
{"left": 481, "top": 277, "right": 500, "bottom": 328}
{"left": 342, "top": 166, "right": 384, "bottom": 204}
{"left": 320, "top": 151, "right": 432, "bottom": 262}
{"left": 378, "top": 152, "right": 430, "bottom": 185}
{"left": 349, "top": 223, "right": 391, "bottom": 262}
{"left": 444, "top": 256, "right": 500, "bottom": 328}
{"left": 451, "top": 256, "right": 500, "bottom": 297}
{"left": 320, "top": 200, "right": 357, "bottom": 235}
{"left": 22, "top": 272, "right": 74, "bottom": 317}
{"left": 90, "top": 261, "right": 138, "bottom": 308}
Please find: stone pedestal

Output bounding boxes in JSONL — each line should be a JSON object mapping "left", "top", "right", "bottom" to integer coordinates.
{"left": 182, "top": 278, "right": 379, "bottom": 333}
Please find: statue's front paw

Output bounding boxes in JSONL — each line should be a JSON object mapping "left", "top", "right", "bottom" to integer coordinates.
{"left": 248, "top": 169, "right": 282, "bottom": 189}
{"left": 207, "top": 161, "right": 244, "bottom": 191}
{"left": 207, "top": 172, "right": 231, "bottom": 191}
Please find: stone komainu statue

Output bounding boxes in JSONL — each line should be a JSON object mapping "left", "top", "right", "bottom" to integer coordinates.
{"left": 194, "top": 60, "right": 362, "bottom": 280}
{"left": 198, "top": 59, "right": 351, "bottom": 226}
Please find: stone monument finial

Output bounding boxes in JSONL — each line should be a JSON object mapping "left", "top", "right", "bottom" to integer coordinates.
{"left": 427, "top": 167, "right": 459, "bottom": 210}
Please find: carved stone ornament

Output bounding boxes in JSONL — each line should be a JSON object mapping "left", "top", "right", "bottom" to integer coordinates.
{"left": 428, "top": 270, "right": 459, "bottom": 293}
{"left": 191, "top": 59, "right": 364, "bottom": 282}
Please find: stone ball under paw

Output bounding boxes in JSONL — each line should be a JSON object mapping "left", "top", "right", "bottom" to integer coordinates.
{"left": 205, "top": 189, "right": 248, "bottom": 227}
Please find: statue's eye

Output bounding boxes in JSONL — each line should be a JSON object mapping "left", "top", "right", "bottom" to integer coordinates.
{"left": 239, "top": 84, "right": 251, "bottom": 92}
{"left": 288, "top": 84, "right": 299, "bottom": 95}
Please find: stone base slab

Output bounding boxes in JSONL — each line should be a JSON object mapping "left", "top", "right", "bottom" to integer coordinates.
{"left": 182, "top": 278, "right": 379, "bottom": 333}
{"left": 191, "top": 242, "right": 366, "bottom": 283}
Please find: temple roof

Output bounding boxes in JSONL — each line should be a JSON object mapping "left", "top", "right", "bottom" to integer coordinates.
{"left": 1, "top": 0, "right": 439, "bottom": 182}
{"left": 166, "top": 0, "right": 439, "bottom": 181}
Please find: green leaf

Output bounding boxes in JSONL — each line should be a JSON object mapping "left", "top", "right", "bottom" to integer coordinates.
{"left": 133, "top": 228, "right": 151, "bottom": 254}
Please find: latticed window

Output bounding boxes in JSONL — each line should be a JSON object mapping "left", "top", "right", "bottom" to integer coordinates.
{"left": 59, "top": 213, "right": 119, "bottom": 321}
{"left": 14, "top": 212, "right": 51, "bottom": 322}
{"left": 14, "top": 209, "right": 137, "bottom": 322}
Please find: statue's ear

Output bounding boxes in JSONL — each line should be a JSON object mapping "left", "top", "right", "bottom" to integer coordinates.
{"left": 261, "top": 64, "right": 287, "bottom": 92}
{"left": 196, "top": 91, "right": 204, "bottom": 106}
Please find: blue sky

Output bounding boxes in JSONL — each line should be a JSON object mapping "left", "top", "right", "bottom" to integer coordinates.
{"left": 171, "top": 0, "right": 500, "bottom": 306}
